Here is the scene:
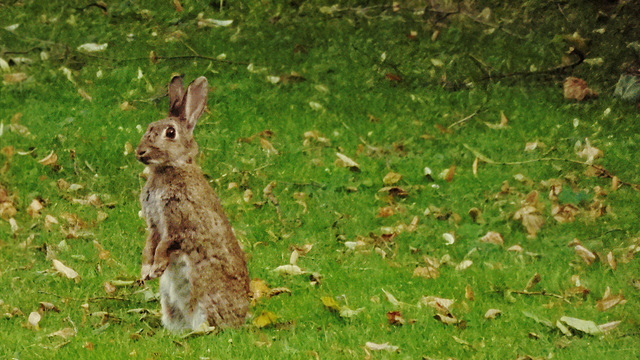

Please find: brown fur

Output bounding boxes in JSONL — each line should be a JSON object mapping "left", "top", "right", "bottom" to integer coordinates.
{"left": 136, "top": 76, "right": 250, "bottom": 331}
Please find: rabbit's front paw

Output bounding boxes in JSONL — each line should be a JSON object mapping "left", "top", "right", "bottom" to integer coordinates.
{"left": 148, "top": 262, "right": 168, "bottom": 279}
{"left": 141, "top": 264, "right": 153, "bottom": 281}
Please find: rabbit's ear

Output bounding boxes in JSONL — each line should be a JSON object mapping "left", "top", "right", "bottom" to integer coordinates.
{"left": 169, "top": 75, "right": 186, "bottom": 118}
{"left": 182, "top": 76, "right": 208, "bottom": 132}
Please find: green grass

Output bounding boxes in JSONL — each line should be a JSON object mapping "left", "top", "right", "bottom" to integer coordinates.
{"left": 1, "top": 1, "right": 640, "bottom": 359}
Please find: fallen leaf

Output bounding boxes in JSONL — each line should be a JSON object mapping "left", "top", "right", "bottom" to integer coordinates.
{"left": 272, "top": 264, "right": 305, "bottom": 276}
{"left": 456, "top": 259, "right": 473, "bottom": 271}
{"left": 596, "top": 289, "right": 626, "bottom": 311}
{"left": 525, "top": 273, "right": 542, "bottom": 290}
{"left": 598, "top": 320, "right": 622, "bottom": 333}
{"left": 465, "top": 284, "right": 475, "bottom": 301}
{"left": 445, "top": 164, "right": 456, "bottom": 182}
{"left": 564, "top": 77, "right": 598, "bottom": 101}
{"left": 387, "top": 311, "right": 405, "bottom": 326}
{"left": 38, "top": 151, "right": 59, "bottom": 167}
{"left": 253, "top": 311, "right": 278, "bottom": 328}
{"left": 104, "top": 282, "right": 117, "bottom": 295}
{"left": 508, "top": 244, "right": 523, "bottom": 252}
{"left": 77, "top": 88, "right": 93, "bottom": 102}
{"left": 443, "top": 232, "right": 455, "bottom": 245}
{"left": 378, "top": 206, "right": 396, "bottom": 218}
{"left": 381, "top": 289, "right": 402, "bottom": 306}
{"left": 335, "top": 153, "right": 360, "bottom": 171}
{"left": 260, "top": 138, "right": 278, "bottom": 155}
{"left": 606, "top": 251, "right": 617, "bottom": 270}
{"left": 27, "top": 199, "right": 44, "bottom": 218}
{"left": 484, "top": 309, "right": 502, "bottom": 319}
{"left": 552, "top": 204, "right": 580, "bottom": 223}
{"left": 513, "top": 205, "right": 545, "bottom": 238}
{"left": 434, "top": 313, "right": 458, "bottom": 325}
{"left": 576, "top": 139, "right": 603, "bottom": 164}
{"left": 4, "top": 73, "right": 27, "bottom": 84}
{"left": 52, "top": 259, "right": 80, "bottom": 282}
{"left": 77, "top": 43, "right": 108, "bottom": 52}
{"left": 479, "top": 231, "right": 504, "bottom": 246}
{"left": 420, "top": 296, "right": 454, "bottom": 313}
{"left": 365, "top": 342, "right": 399, "bottom": 352}
{"left": 413, "top": 266, "right": 440, "bottom": 279}
{"left": 196, "top": 16, "right": 233, "bottom": 28}
{"left": 560, "top": 316, "right": 603, "bottom": 336}
{"left": 48, "top": 327, "right": 76, "bottom": 339}
{"left": 614, "top": 73, "right": 640, "bottom": 101}
{"left": 524, "top": 141, "right": 546, "bottom": 152}
{"left": 28, "top": 311, "right": 41, "bottom": 330}
{"left": 574, "top": 244, "right": 596, "bottom": 265}
{"left": 383, "top": 171, "right": 402, "bottom": 185}
{"left": 39, "top": 302, "right": 60, "bottom": 312}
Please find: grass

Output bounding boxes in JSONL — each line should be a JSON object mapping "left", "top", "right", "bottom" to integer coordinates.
{"left": 1, "top": 0, "right": 640, "bottom": 359}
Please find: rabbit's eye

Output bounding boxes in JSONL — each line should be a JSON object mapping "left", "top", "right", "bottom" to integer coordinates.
{"left": 165, "top": 126, "right": 176, "bottom": 139}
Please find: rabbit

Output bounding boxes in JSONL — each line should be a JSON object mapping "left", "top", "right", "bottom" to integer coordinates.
{"left": 136, "top": 75, "right": 250, "bottom": 331}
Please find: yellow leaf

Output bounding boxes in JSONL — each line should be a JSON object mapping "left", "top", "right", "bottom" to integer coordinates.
{"left": 321, "top": 296, "right": 341, "bottom": 312}
{"left": 253, "top": 311, "right": 278, "bottom": 328}
{"left": 383, "top": 171, "right": 402, "bottom": 185}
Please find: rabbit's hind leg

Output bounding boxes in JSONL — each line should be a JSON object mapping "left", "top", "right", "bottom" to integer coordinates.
{"left": 159, "top": 254, "right": 192, "bottom": 331}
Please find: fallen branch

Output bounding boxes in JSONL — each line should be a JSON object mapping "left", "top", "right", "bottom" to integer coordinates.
{"left": 464, "top": 144, "right": 640, "bottom": 190}
{"left": 511, "top": 290, "right": 571, "bottom": 303}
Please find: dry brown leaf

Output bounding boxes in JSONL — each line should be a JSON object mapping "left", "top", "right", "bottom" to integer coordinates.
{"left": 484, "top": 309, "right": 502, "bottom": 319}
{"left": 387, "top": 311, "right": 406, "bottom": 326}
{"left": 513, "top": 205, "right": 545, "bottom": 238}
{"left": 39, "top": 302, "right": 60, "bottom": 312}
{"left": 596, "top": 288, "right": 626, "bottom": 311}
{"left": 48, "top": 327, "right": 77, "bottom": 339}
{"left": 46, "top": 215, "right": 59, "bottom": 228}
{"left": 465, "top": 284, "right": 475, "bottom": 301}
{"left": 260, "top": 138, "right": 278, "bottom": 155}
{"left": 335, "top": 152, "right": 360, "bottom": 171}
{"left": 27, "top": 199, "right": 44, "bottom": 218}
{"left": 4, "top": 72, "right": 27, "bottom": 84}
{"left": 479, "top": 231, "right": 504, "bottom": 246}
{"left": 606, "top": 251, "right": 617, "bottom": 270}
{"left": 456, "top": 259, "right": 473, "bottom": 271}
{"left": 552, "top": 204, "right": 580, "bottom": 223}
{"left": 365, "top": 342, "right": 399, "bottom": 352}
{"left": 52, "top": 259, "right": 80, "bottom": 282}
{"left": 0, "top": 201, "right": 18, "bottom": 219}
{"left": 524, "top": 141, "right": 546, "bottom": 152}
{"left": 120, "top": 101, "right": 136, "bottom": 111}
{"left": 445, "top": 164, "right": 456, "bottom": 182}
{"left": 103, "top": 281, "right": 117, "bottom": 294}
{"left": 598, "top": 320, "right": 622, "bottom": 333}
{"left": 433, "top": 313, "right": 458, "bottom": 325}
{"left": 272, "top": 264, "right": 305, "bottom": 276}
{"left": 413, "top": 266, "right": 440, "bottom": 279}
{"left": 577, "top": 146, "right": 603, "bottom": 165}
{"left": 525, "top": 273, "right": 542, "bottom": 290}
{"left": 574, "top": 245, "right": 596, "bottom": 265}
{"left": 383, "top": 171, "right": 402, "bottom": 185}
{"left": 38, "top": 151, "right": 59, "bottom": 166}
{"left": 507, "top": 244, "right": 524, "bottom": 252}
{"left": 421, "top": 296, "right": 454, "bottom": 313}
{"left": 378, "top": 206, "right": 396, "bottom": 218}
{"left": 564, "top": 77, "right": 598, "bottom": 101}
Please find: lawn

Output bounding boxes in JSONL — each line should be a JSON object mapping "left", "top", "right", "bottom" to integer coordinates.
{"left": 1, "top": 1, "right": 640, "bottom": 359}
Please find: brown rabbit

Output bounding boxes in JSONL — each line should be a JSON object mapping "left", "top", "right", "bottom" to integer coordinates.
{"left": 136, "top": 75, "right": 250, "bottom": 331}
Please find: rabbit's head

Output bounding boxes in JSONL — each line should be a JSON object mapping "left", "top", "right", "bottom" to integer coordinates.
{"left": 136, "top": 76, "right": 208, "bottom": 167}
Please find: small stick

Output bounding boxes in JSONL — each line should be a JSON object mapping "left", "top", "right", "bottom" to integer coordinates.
{"left": 511, "top": 290, "right": 571, "bottom": 303}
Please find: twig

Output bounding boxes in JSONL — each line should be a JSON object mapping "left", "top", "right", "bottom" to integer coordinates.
{"left": 79, "top": 52, "right": 251, "bottom": 66}
{"left": 462, "top": 13, "right": 526, "bottom": 39}
{"left": 511, "top": 290, "right": 571, "bottom": 303}
{"left": 479, "top": 48, "right": 585, "bottom": 82}
{"left": 464, "top": 144, "right": 640, "bottom": 190}
{"left": 463, "top": 144, "right": 589, "bottom": 166}
{"left": 38, "top": 290, "right": 132, "bottom": 302}
{"left": 448, "top": 111, "right": 479, "bottom": 128}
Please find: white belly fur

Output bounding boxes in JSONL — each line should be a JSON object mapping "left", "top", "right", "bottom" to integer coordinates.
{"left": 159, "top": 254, "right": 207, "bottom": 331}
